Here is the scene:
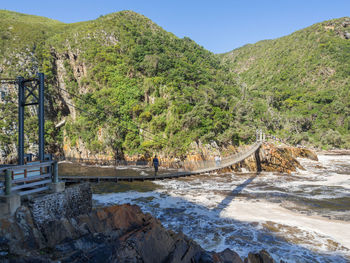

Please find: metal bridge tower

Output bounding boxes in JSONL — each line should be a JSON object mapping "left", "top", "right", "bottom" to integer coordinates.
{"left": 17, "top": 73, "right": 45, "bottom": 165}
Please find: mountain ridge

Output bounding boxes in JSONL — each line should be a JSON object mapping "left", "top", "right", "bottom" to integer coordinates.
{"left": 0, "top": 11, "right": 349, "bottom": 163}
{"left": 222, "top": 16, "right": 350, "bottom": 149}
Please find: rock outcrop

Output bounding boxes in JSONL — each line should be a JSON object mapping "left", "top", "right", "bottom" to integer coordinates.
{"left": 280, "top": 147, "right": 318, "bottom": 161}
{"left": 0, "top": 184, "right": 275, "bottom": 263}
{"left": 216, "top": 143, "right": 317, "bottom": 174}
{"left": 243, "top": 143, "right": 305, "bottom": 174}
{"left": 244, "top": 250, "right": 275, "bottom": 263}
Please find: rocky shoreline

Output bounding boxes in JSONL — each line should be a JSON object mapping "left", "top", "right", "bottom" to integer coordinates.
{"left": 0, "top": 144, "right": 320, "bottom": 262}
{"left": 0, "top": 183, "right": 280, "bottom": 263}
{"left": 316, "top": 149, "right": 350, "bottom": 155}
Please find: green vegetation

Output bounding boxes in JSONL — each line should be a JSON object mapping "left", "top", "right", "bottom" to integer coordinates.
{"left": 0, "top": 10, "right": 349, "bottom": 161}
{"left": 222, "top": 17, "right": 350, "bottom": 149}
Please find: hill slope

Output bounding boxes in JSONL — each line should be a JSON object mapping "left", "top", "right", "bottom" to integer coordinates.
{"left": 0, "top": 12, "right": 349, "bottom": 163}
{"left": 0, "top": 10, "right": 245, "bottom": 160}
{"left": 222, "top": 17, "right": 350, "bottom": 149}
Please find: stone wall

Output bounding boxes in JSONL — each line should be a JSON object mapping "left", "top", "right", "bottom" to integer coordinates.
{"left": 29, "top": 183, "right": 92, "bottom": 228}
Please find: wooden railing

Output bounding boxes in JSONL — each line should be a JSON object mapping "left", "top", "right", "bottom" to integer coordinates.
{"left": 58, "top": 156, "right": 149, "bottom": 166}
{"left": 0, "top": 161, "right": 58, "bottom": 196}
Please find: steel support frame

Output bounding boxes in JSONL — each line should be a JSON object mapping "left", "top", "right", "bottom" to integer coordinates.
{"left": 38, "top": 73, "right": 45, "bottom": 162}
{"left": 17, "top": 77, "right": 25, "bottom": 165}
{"left": 17, "top": 73, "right": 45, "bottom": 165}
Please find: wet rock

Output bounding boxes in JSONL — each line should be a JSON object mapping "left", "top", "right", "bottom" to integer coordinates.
{"left": 195, "top": 252, "right": 214, "bottom": 263}
{"left": 6, "top": 257, "right": 51, "bottom": 263}
{"left": 213, "top": 248, "right": 243, "bottom": 262}
{"left": 0, "top": 206, "right": 45, "bottom": 256}
{"left": 13, "top": 206, "right": 44, "bottom": 251}
{"left": 244, "top": 249, "right": 275, "bottom": 263}
{"left": 0, "top": 236, "right": 9, "bottom": 257}
{"left": 57, "top": 236, "right": 117, "bottom": 263}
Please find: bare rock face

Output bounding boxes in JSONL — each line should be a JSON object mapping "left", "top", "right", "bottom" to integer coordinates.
{"left": 259, "top": 143, "right": 305, "bottom": 173}
{"left": 239, "top": 143, "right": 303, "bottom": 174}
{"left": 244, "top": 250, "right": 275, "bottom": 263}
{"left": 213, "top": 248, "right": 243, "bottom": 263}
{"left": 280, "top": 147, "right": 318, "bottom": 161}
{"left": 0, "top": 184, "right": 275, "bottom": 263}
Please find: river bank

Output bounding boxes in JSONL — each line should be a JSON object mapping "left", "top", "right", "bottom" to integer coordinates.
{"left": 0, "top": 183, "right": 275, "bottom": 263}
{"left": 91, "top": 152, "right": 350, "bottom": 262}
{"left": 1, "top": 145, "right": 349, "bottom": 262}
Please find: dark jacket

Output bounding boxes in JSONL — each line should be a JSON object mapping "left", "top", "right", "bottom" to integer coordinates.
{"left": 153, "top": 157, "right": 159, "bottom": 167}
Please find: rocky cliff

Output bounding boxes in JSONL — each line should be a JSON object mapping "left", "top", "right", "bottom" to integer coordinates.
{"left": 0, "top": 183, "right": 275, "bottom": 263}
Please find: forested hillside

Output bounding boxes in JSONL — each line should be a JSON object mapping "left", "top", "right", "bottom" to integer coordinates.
{"left": 222, "top": 17, "right": 350, "bottom": 149}
{"left": 0, "top": 10, "right": 247, "bottom": 160}
{"left": 0, "top": 11, "right": 349, "bottom": 162}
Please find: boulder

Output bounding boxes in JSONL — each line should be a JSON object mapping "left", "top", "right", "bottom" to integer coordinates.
{"left": 213, "top": 248, "right": 243, "bottom": 262}
{"left": 244, "top": 250, "right": 275, "bottom": 263}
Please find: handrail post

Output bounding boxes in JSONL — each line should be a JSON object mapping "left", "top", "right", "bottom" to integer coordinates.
{"left": 5, "top": 170, "right": 12, "bottom": 195}
{"left": 50, "top": 161, "right": 65, "bottom": 193}
{"left": 53, "top": 161, "right": 58, "bottom": 183}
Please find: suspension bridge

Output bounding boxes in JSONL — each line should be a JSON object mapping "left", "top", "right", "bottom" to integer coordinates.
{"left": 0, "top": 73, "right": 264, "bottom": 215}
{"left": 59, "top": 141, "right": 262, "bottom": 183}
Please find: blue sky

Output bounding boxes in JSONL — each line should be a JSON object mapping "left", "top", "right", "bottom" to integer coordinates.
{"left": 1, "top": 0, "right": 349, "bottom": 53}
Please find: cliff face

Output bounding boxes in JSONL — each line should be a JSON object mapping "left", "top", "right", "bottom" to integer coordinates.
{"left": 0, "top": 183, "right": 275, "bottom": 263}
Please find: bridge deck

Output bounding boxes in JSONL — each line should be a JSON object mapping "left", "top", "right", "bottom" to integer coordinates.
{"left": 60, "top": 142, "right": 261, "bottom": 183}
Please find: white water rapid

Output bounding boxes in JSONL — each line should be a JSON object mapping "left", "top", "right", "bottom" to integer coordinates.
{"left": 93, "top": 154, "right": 350, "bottom": 262}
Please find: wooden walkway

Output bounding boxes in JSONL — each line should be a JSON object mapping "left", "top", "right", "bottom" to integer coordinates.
{"left": 60, "top": 142, "right": 262, "bottom": 183}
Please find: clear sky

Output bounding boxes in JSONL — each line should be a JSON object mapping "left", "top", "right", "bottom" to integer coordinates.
{"left": 1, "top": 0, "right": 349, "bottom": 53}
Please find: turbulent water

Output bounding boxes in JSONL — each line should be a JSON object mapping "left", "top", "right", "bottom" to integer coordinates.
{"left": 61, "top": 154, "right": 350, "bottom": 263}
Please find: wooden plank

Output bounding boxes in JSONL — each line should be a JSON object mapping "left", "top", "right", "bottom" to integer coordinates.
{"left": 8, "top": 161, "right": 51, "bottom": 181}
{"left": 13, "top": 171, "right": 25, "bottom": 180}
{"left": 26, "top": 166, "right": 41, "bottom": 176}
{"left": 12, "top": 173, "right": 51, "bottom": 184}
{"left": 7, "top": 161, "right": 53, "bottom": 172}
{"left": 12, "top": 179, "right": 52, "bottom": 191}
{"left": 18, "top": 186, "right": 50, "bottom": 196}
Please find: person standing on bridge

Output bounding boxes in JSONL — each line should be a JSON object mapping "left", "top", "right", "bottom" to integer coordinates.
{"left": 152, "top": 155, "right": 159, "bottom": 176}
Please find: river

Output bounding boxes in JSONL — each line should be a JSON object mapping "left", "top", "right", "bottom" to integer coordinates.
{"left": 59, "top": 154, "right": 350, "bottom": 263}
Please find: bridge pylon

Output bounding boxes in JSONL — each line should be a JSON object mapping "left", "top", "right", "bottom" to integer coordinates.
{"left": 256, "top": 129, "right": 265, "bottom": 142}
